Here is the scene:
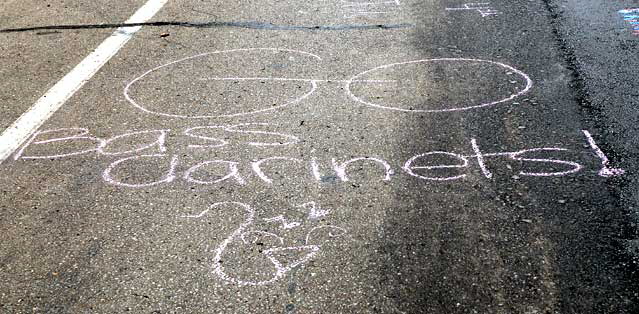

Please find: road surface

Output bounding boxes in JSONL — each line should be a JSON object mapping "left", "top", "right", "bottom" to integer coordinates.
{"left": 1, "top": 0, "right": 638, "bottom": 313}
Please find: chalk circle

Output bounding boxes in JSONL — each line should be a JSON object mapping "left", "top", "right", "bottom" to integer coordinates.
{"left": 124, "top": 48, "right": 321, "bottom": 119}
{"left": 345, "top": 58, "right": 533, "bottom": 113}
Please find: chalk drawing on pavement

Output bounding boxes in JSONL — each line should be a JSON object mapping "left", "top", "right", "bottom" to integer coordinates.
{"left": 619, "top": 9, "right": 639, "bottom": 35}
{"left": 125, "top": 49, "right": 532, "bottom": 117}
{"left": 345, "top": 58, "right": 533, "bottom": 113}
{"left": 582, "top": 130, "right": 625, "bottom": 177}
{"left": 182, "top": 201, "right": 346, "bottom": 286}
{"left": 445, "top": 2, "right": 501, "bottom": 17}
{"left": 13, "top": 126, "right": 624, "bottom": 187}
{"left": 341, "top": 0, "right": 401, "bottom": 19}
{"left": 124, "top": 48, "right": 322, "bottom": 119}
{"left": 14, "top": 123, "right": 299, "bottom": 160}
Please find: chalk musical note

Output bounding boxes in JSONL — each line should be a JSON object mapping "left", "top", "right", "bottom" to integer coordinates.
{"left": 183, "top": 201, "right": 347, "bottom": 286}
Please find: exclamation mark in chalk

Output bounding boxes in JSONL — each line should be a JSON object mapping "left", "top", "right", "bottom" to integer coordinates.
{"left": 582, "top": 130, "right": 625, "bottom": 177}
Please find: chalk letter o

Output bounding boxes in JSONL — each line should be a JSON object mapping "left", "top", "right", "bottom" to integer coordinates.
{"left": 403, "top": 152, "right": 468, "bottom": 181}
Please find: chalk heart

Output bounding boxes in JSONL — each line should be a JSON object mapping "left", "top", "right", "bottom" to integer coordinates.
{"left": 183, "top": 201, "right": 345, "bottom": 286}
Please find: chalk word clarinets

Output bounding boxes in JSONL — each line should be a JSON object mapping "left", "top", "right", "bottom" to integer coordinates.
{"left": 182, "top": 201, "right": 346, "bottom": 286}
{"left": 445, "top": 2, "right": 501, "bottom": 17}
{"left": 13, "top": 127, "right": 625, "bottom": 188}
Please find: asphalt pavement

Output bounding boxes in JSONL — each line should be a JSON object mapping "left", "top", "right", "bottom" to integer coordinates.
{"left": 1, "top": 0, "right": 638, "bottom": 313}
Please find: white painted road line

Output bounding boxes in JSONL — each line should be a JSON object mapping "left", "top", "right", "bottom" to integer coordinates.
{"left": 0, "top": 0, "right": 169, "bottom": 164}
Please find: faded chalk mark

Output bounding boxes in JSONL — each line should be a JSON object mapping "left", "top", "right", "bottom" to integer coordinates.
{"left": 445, "top": 2, "right": 501, "bottom": 17}
{"left": 341, "top": 0, "right": 402, "bottom": 19}
{"left": 619, "top": 9, "right": 639, "bottom": 35}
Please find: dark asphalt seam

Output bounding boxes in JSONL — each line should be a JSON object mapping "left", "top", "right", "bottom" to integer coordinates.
{"left": 285, "top": 267, "right": 298, "bottom": 314}
{"left": 539, "top": 0, "right": 631, "bottom": 165}
{"left": 540, "top": 0, "right": 639, "bottom": 311}
{"left": 539, "top": 0, "right": 595, "bottom": 114}
{"left": 0, "top": 21, "right": 414, "bottom": 33}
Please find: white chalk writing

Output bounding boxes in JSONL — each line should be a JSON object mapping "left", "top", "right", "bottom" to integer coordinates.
{"left": 125, "top": 49, "right": 532, "bottom": 116}
{"left": 341, "top": 0, "right": 401, "bottom": 19}
{"left": 445, "top": 2, "right": 501, "bottom": 17}
{"left": 182, "top": 201, "right": 346, "bottom": 286}
{"left": 582, "top": 130, "right": 625, "bottom": 177}
{"left": 12, "top": 127, "right": 625, "bottom": 188}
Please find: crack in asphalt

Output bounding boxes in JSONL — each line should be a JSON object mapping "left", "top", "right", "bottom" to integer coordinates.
{"left": 540, "top": 0, "right": 639, "bottom": 311}
{"left": 540, "top": 0, "right": 593, "bottom": 112}
{"left": 0, "top": 21, "right": 414, "bottom": 33}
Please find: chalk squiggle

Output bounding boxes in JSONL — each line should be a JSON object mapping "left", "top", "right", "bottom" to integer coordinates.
{"left": 183, "top": 201, "right": 346, "bottom": 286}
